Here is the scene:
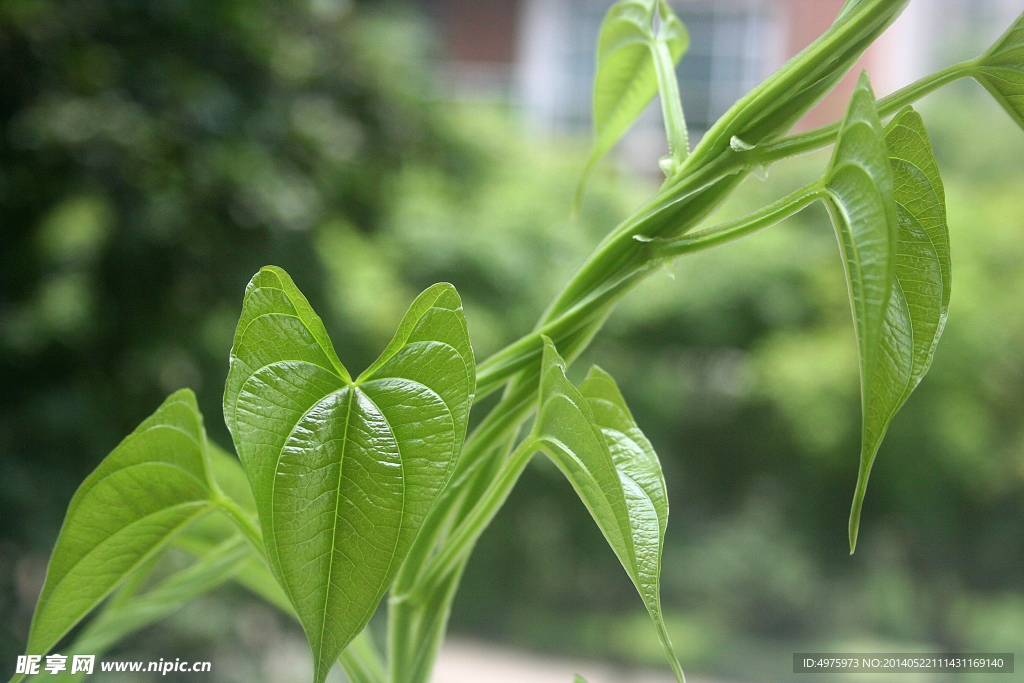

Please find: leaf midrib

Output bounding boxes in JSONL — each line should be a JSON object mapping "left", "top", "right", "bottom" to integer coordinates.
{"left": 45, "top": 461, "right": 213, "bottom": 594}
{"left": 66, "top": 423, "right": 206, "bottom": 519}
{"left": 317, "top": 387, "right": 356, "bottom": 668}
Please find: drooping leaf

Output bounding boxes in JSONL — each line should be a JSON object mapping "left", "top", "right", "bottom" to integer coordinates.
{"left": 841, "top": 106, "right": 952, "bottom": 551}
{"left": 20, "top": 389, "right": 217, "bottom": 669}
{"left": 973, "top": 11, "right": 1024, "bottom": 130}
{"left": 821, "top": 73, "right": 902, "bottom": 551}
{"left": 533, "top": 338, "right": 683, "bottom": 682}
{"left": 824, "top": 72, "right": 897, "bottom": 403}
{"left": 576, "top": 0, "right": 688, "bottom": 204}
{"left": 223, "top": 266, "right": 474, "bottom": 683}
{"left": 883, "top": 108, "right": 951, "bottom": 405}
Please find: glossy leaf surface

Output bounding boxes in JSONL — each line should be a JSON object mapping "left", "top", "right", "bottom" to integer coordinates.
{"left": 577, "top": 0, "right": 688, "bottom": 202}
{"left": 822, "top": 74, "right": 897, "bottom": 551}
{"left": 534, "top": 339, "right": 683, "bottom": 682}
{"left": 224, "top": 266, "right": 473, "bottom": 683}
{"left": 973, "top": 11, "right": 1024, "bottom": 130}
{"left": 842, "top": 106, "right": 952, "bottom": 550}
{"left": 824, "top": 72, "right": 897, "bottom": 408}
{"left": 822, "top": 77, "right": 953, "bottom": 551}
{"left": 22, "top": 389, "right": 216, "bottom": 666}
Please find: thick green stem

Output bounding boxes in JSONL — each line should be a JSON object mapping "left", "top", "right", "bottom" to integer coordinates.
{"left": 387, "top": 35, "right": 983, "bottom": 683}
{"left": 475, "top": 267, "right": 649, "bottom": 397}
{"left": 418, "top": 438, "right": 537, "bottom": 593}
{"left": 212, "top": 494, "right": 266, "bottom": 560}
{"left": 737, "top": 59, "right": 977, "bottom": 166}
{"left": 339, "top": 629, "right": 387, "bottom": 683}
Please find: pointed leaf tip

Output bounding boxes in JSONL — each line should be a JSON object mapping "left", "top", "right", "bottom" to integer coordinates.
{"left": 534, "top": 343, "right": 684, "bottom": 682}
{"left": 824, "top": 91, "right": 950, "bottom": 552}
{"left": 24, "top": 390, "right": 217, "bottom": 662}
{"left": 822, "top": 73, "right": 897, "bottom": 551}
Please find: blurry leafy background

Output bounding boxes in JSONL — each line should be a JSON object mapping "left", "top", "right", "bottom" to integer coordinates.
{"left": 2, "top": 0, "right": 1024, "bottom": 681}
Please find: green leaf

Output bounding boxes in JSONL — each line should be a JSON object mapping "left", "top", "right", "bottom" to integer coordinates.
{"left": 207, "top": 441, "right": 258, "bottom": 515}
{"left": 42, "top": 536, "right": 253, "bottom": 683}
{"left": 824, "top": 72, "right": 897, "bottom": 408}
{"left": 21, "top": 389, "right": 216, "bottom": 664}
{"left": 883, "top": 108, "right": 950, "bottom": 404}
{"left": 576, "top": 0, "right": 688, "bottom": 205}
{"left": 841, "top": 106, "right": 952, "bottom": 551}
{"left": 534, "top": 339, "right": 683, "bottom": 683}
{"left": 826, "top": 101, "right": 951, "bottom": 554}
{"left": 223, "top": 266, "right": 474, "bottom": 683}
{"left": 973, "top": 11, "right": 1024, "bottom": 130}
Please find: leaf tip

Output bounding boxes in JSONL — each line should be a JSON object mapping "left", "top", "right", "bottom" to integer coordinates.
{"left": 848, "top": 503, "right": 862, "bottom": 554}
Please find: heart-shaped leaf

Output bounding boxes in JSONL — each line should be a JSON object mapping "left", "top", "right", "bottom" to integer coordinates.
{"left": 576, "top": 0, "right": 688, "bottom": 205}
{"left": 534, "top": 338, "right": 683, "bottom": 683}
{"left": 20, "top": 389, "right": 217, "bottom": 669}
{"left": 224, "top": 266, "right": 474, "bottom": 683}
{"left": 973, "top": 10, "right": 1024, "bottom": 130}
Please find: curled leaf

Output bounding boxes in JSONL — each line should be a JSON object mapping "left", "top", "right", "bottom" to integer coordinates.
{"left": 823, "top": 81, "right": 951, "bottom": 552}
{"left": 821, "top": 73, "right": 898, "bottom": 551}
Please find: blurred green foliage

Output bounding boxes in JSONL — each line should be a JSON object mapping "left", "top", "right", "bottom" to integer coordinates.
{"left": 2, "top": 1, "right": 1024, "bottom": 681}
{"left": 0, "top": 0, "right": 448, "bottom": 666}
{"left": 0, "top": 0, "right": 443, "bottom": 539}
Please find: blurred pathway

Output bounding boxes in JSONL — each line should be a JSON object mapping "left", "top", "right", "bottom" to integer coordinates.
{"left": 434, "top": 639, "right": 728, "bottom": 683}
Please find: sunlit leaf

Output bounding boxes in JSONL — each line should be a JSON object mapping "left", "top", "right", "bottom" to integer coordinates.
{"left": 533, "top": 338, "right": 684, "bottom": 682}
{"left": 39, "top": 536, "right": 252, "bottom": 683}
{"left": 973, "top": 10, "right": 1024, "bottom": 130}
{"left": 576, "top": 0, "right": 688, "bottom": 205}
{"left": 224, "top": 266, "right": 474, "bottom": 683}
{"left": 20, "top": 390, "right": 217, "bottom": 670}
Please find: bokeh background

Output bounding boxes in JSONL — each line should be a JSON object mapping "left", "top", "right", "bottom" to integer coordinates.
{"left": 2, "top": 0, "right": 1024, "bottom": 681}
